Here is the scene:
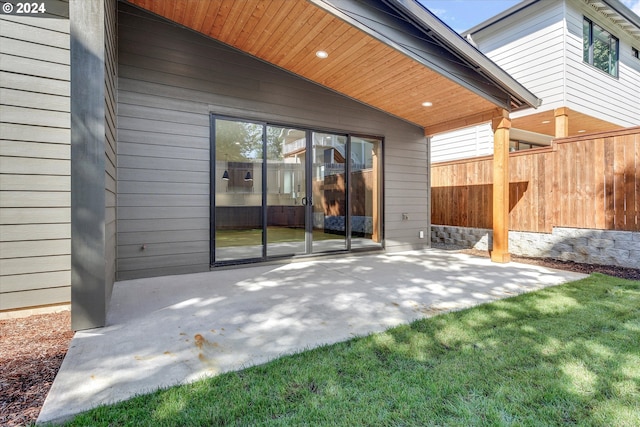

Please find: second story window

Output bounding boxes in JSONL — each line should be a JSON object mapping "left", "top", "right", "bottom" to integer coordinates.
{"left": 633, "top": 47, "right": 639, "bottom": 60}
{"left": 583, "top": 17, "right": 619, "bottom": 77}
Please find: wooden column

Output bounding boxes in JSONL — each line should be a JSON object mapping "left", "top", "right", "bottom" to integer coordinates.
{"left": 554, "top": 107, "right": 569, "bottom": 138}
{"left": 491, "top": 110, "right": 511, "bottom": 263}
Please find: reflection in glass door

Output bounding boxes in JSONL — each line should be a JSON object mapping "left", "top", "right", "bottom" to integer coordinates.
{"left": 311, "top": 132, "right": 347, "bottom": 253}
{"left": 213, "top": 118, "right": 264, "bottom": 262}
{"left": 350, "top": 137, "right": 382, "bottom": 249}
{"left": 266, "top": 126, "right": 307, "bottom": 257}
{"left": 212, "top": 117, "right": 382, "bottom": 264}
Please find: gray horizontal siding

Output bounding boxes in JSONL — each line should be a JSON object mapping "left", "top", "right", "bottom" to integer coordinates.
{"left": 105, "top": 0, "right": 118, "bottom": 308}
{"left": 0, "top": 286, "right": 70, "bottom": 311}
{"left": 0, "top": 270, "right": 70, "bottom": 293}
{"left": 116, "top": 5, "right": 429, "bottom": 280}
{"left": 0, "top": 1, "right": 71, "bottom": 311}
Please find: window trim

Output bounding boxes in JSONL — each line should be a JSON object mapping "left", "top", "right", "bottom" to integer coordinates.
{"left": 583, "top": 17, "right": 619, "bottom": 78}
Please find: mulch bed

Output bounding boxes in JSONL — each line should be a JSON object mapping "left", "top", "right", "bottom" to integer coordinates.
{"left": 0, "top": 311, "right": 74, "bottom": 427}
{"left": 459, "top": 249, "right": 640, "bottom": 281}
{"left": 0, "top": 257, "right": 638, "bottom": 426}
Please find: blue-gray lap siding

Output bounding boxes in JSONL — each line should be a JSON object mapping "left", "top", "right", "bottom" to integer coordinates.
{"left": 116, "top": 5, "right": 431, "bottom": 280}
{"left": 0, "top": 2, "right": 71, "bottom": 311}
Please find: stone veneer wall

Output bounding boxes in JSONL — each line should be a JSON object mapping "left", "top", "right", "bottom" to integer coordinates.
{"left": 431, "top": 225, "right": 639, "bottom": 269}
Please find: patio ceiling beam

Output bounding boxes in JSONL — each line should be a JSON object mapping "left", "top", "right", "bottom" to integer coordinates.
{"left": 424, "top": 108, "right": 503, "bottom": 136}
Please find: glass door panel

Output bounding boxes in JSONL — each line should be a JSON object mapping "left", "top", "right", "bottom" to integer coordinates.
{"left": 350, "top": 137, "right": 382, "bottom": 249}
{"left": 214, "top": 118, "right": 264, "bottom": 262}
{"left": 213, "top": 118, "right": 382, "bottom": 265}
{"left": 311, "top": 132, "right": 347, "bottom": 253}
{"left": 266, "top": 126, "right": 307, "bottom": 257}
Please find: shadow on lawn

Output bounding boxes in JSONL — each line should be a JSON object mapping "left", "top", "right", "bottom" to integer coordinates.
{"left": 383, "top": 275, "right": 640, "bottom": 425}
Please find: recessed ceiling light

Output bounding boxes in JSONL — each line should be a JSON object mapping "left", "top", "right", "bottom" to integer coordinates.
{"left": 316, "top": 50, "right": 328, "bottom": 59}
{"left": 421, "top": 101, "right": 433, "bottom": 107}
{"left": 578, "top": 129, "right": 586, "bottom": 133}
{"left": 542, "top": 120, "right": 551, "bottom": 124}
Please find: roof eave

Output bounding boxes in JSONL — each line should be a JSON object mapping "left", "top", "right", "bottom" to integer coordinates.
{"left": 388, "top": 0, "right": 542, "bottom": 110}
{"left": 462, "top": 0, "right": 540, "bottom": 36}
{"left": 587, "top": 0, "right": 640, "bottom": 32}
{"left": 464, "top": 0, "right": 640, "bottom": 38}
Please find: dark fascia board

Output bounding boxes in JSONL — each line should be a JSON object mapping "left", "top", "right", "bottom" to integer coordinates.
{"left": 464, "top": 0, "right": 640, "bottom": 36}
{"left": 386, "top": 0, "right": 541, "bottom": 110}
{"left": 462, "top": 0, "right": 540, "bottom": 36}
{"left": 311, "top": 0, "right": 541, "bottom": 111}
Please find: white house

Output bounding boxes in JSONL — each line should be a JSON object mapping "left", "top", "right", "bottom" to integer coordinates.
{"left": 431, "top": 0, "right": 640, "bottom": 162}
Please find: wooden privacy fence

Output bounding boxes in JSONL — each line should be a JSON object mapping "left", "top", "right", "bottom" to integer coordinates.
{"left": 431, "top": 127, "right": 639, "bottom": 233}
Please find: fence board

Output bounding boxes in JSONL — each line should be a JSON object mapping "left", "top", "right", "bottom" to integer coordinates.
{"left": 623, "top": 134, "right": 637, "bottom": 230}
{"left": 593, "top": 138, "right": 605, "bottom": 229}
{"left": 613, "top": 139, "right": 626, "bottom": 229}
{"left": 431, "top": 127, "right": 640, "bottom": 232}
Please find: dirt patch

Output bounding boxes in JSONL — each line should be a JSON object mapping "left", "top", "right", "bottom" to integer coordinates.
{"left": 0, "top": 311, "right": 74, "bottom": 427}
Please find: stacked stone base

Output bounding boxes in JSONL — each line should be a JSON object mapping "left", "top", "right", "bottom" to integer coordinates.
{"left": 431, "top": 225, "right": 639, "bottom": 269}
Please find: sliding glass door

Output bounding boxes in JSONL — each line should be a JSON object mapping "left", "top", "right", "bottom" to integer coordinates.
{"left": 266, "top": 126, "right": 307, "bottom": 257}
{"left": 213, "top": 118, "right": 264, "bottom": 262}
{"left": 350, "top": 136, "right": 382, "bottom": 249}
{"left": 212, "top": 116, "right": 382, "bottom": 265}
{"left": 311, "top": 132, "right": 347, "bottom": 253}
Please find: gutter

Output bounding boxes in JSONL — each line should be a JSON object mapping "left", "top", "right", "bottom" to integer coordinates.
{"left": 462, "top": 0, "right": 540, "bottom": 36}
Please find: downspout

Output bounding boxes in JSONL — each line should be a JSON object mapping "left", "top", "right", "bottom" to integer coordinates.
{"left": 562, "top": 0, "right": 568, "bottom": 108}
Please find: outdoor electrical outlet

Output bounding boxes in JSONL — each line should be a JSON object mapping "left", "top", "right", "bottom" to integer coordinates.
{"left": 402, "top": 213, "right": 409, "bottom": 220}
{"left": 419, "top": 230, "right": 424, "bottom": 239}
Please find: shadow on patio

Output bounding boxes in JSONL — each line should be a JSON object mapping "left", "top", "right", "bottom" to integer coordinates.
{"left": 38, "top": 249, "right": 586, "bottom": 424}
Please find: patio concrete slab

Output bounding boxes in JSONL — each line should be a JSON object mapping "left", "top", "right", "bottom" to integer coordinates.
{"left": 37, "top": 249, "right": 586, "bottom": 424}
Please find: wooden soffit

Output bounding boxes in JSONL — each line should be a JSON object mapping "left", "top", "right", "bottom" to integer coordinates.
{"left": 124, "top": 0, "right": 528, "bottom": 132}
{"left": 512, "top": 109, "right": 623, "bottom": 137}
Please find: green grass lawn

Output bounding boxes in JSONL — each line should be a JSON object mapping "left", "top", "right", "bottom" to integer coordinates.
{"left": 66, "top": 274, "right": 639, "bottom": 426}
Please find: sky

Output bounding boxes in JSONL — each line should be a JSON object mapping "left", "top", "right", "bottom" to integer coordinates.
{"left": 419, "top": 0, "right": 640, "bottom": 33}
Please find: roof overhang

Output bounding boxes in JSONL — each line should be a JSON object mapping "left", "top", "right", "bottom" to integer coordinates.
{"left": 123, "top": 0, "right": 540, "bottom": 133}
{"left": 465, "top": 0, "right": 640, "bottom": 41}
{"left": 583, "top": 0, "right": 640, "bottom": 40}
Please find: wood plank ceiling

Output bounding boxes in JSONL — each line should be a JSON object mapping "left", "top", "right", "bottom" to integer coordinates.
{"left": 512, "top": 109, "right": 623, "bottom": 137}
{"left": 125, "top": 0, "right": 506, "bottom": 132}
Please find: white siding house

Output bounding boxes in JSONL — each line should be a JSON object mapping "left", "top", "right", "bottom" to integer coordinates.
{"left": 431, "top": 0, "right": 640, "bottom": 162}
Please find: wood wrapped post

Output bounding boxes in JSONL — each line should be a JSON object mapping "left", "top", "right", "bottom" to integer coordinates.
{"left": 555, "top": 107, "right": 569, "bottom": 138}
{"left": 491, "top": 110, "right": 511, "bottom": 263}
